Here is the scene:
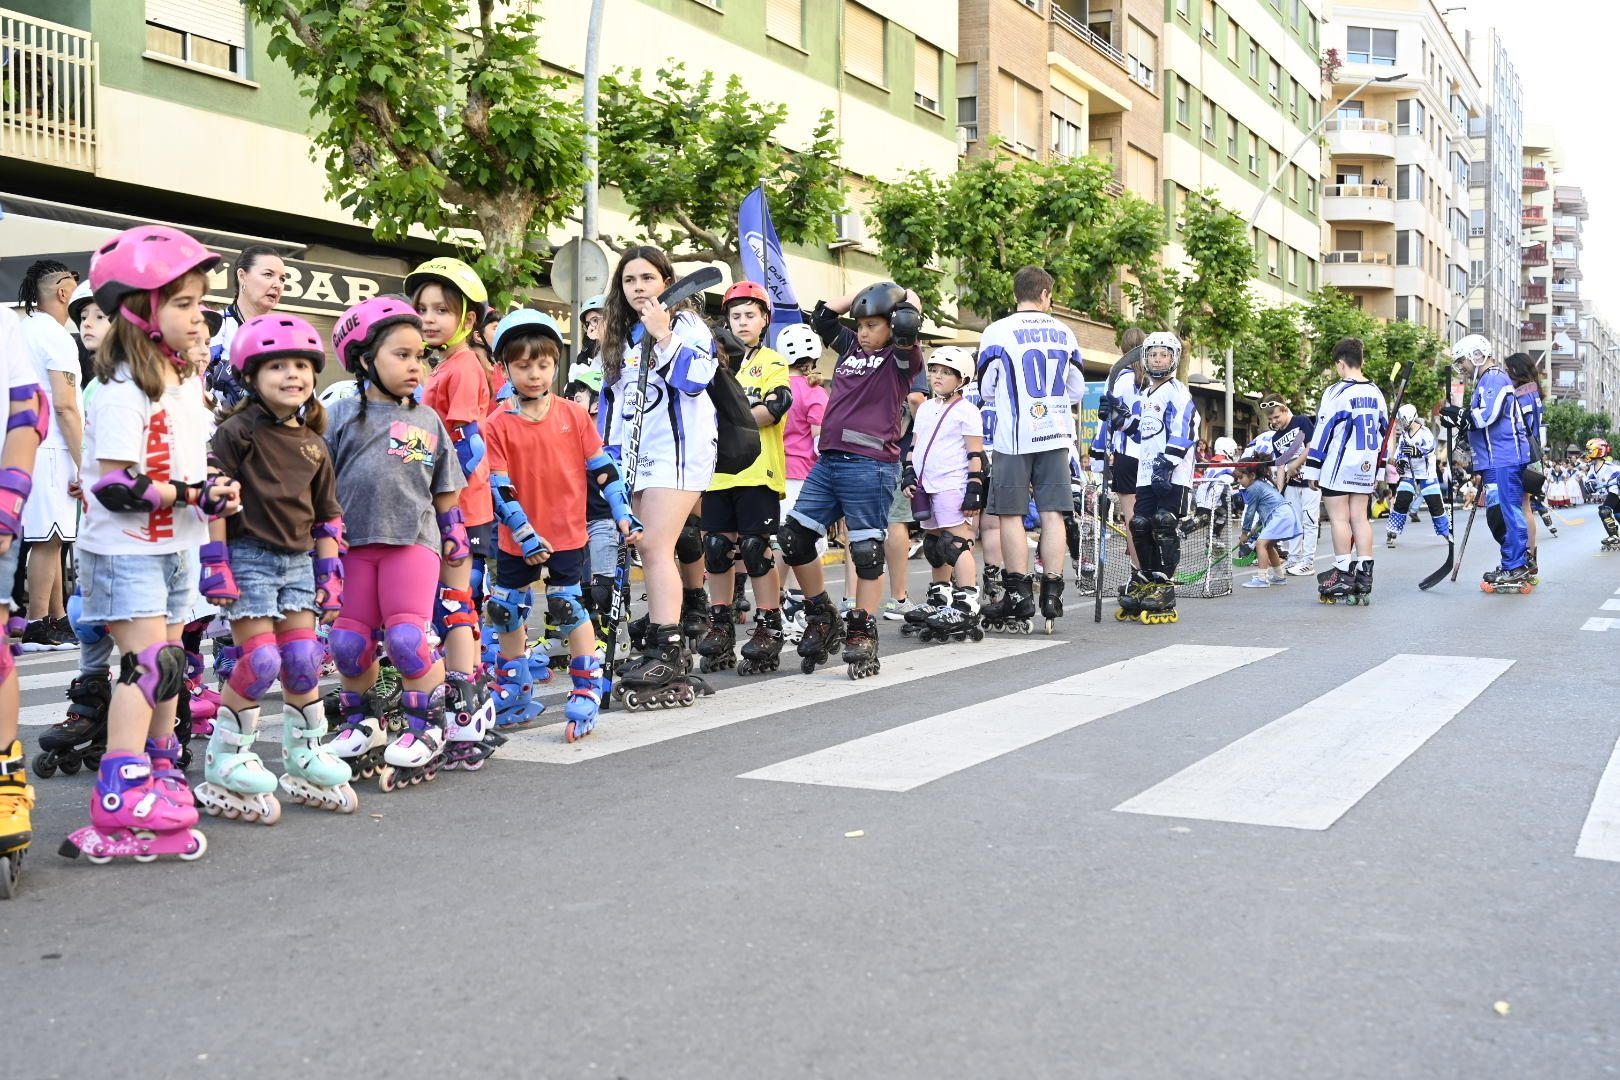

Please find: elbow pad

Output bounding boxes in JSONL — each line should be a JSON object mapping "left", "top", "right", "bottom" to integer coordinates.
{"left": 761, "top": 385, "right": 792, "bottom": 423}
{"left": 452, "top": 421, "right": 486, "bottom": 478}
{"left": 312, "top": 516, "right": 347, "bottom": 553}
{"left": 0, "top": 468, "right": 31, "bottom": 541}
{"left": 587, "top": 451, "right": 633, "bottom": 524}
{"left": 91, "top": 468, "right": 165, "bottom": 514}
{"left": 491, "top": 473, "right": 528, "bottom": 531}
{"left": 7, "top": 384, "right": 49, "bottom": 444}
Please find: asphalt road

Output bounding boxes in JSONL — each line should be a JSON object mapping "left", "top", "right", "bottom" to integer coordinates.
{"left": 7, "top": 506, "right": 1619, "bottom": 1080}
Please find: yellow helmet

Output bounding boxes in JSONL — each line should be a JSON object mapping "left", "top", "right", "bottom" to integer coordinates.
{"left": 405, "top": 257, "right": 489, "bottom": 348}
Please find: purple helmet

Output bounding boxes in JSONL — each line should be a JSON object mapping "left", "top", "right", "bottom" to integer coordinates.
{"left": 332, "top": 295, "right": 422, "bottom": 374}
{"left": 88, "top": 225, "right": 219, "bottom": 341}
{"left": 230, "top": 313, "right": 327, "bottom": 379}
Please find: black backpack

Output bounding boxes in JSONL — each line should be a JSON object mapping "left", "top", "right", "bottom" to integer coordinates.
{"left": 707, "top": 330, "right": 761, "bottom": 475}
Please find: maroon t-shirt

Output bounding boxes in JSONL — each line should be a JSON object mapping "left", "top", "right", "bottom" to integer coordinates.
{"left": 812, "top": 304, "right": 919, "bottom": 463}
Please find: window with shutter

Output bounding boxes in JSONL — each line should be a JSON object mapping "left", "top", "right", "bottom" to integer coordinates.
{"left": 146, "top": 0, "right": 246, "bottom": 74}
{"left": 767, "top": 0, "right": 803, "bottom": 49}
{"left": 956, "top": 62, "right": 978, "bottom": 140}
{"left": 914, "top": 40, "right": 940, "bottom": 111}
{"left": 844, "top": 2, "right": 886, "bottom": 87}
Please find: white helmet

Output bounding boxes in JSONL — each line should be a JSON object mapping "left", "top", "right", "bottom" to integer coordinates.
{"left": 774, "top": 323, "right": 822, "bottom": 366}
{"left": 67, "top": 280, "right": 98, "bottom": 326}
{"left": 1397, "top": 402, "right": 1418, "bottom": 425}
{"left": 1450, "top": 334, "right": 1491, "bottom": 368}
{"left": 1142, "top": 331, "right": 1181, "bottom": 377}
{"left": 927, "top": 345, "right": 976, "bottom": 383}
{"left": 1214, "top": 436, "right": 1238, "bottom": 458}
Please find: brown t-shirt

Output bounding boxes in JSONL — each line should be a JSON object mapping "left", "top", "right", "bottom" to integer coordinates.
{"left": 211, "top": 406, "right": 342, "bottom": 553}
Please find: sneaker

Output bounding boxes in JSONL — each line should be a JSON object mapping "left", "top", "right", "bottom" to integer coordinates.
{"left": 1285, "top": 563, "right": 1316, "bottom": 576}
{"left": 20, "top": 619, "right": 73, "bottom": 652}
{"left": 1267, "top": 569, "right": 1288, "bottom": 585}
{"left": 881, "top": 597, "right": 914, "bottom": 621}
{"left": 1241, "top": 575, "right": 1271, "bottom": 589}
{"left": 839, "top": 596, "right": 854, "bottom": 614}
{"left": 50, "top": 615, "right": 76, "bottom": 644}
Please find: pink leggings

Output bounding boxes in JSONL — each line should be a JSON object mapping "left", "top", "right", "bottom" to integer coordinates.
{"left": 332, "top": 544, "right": 440, "bottom": 677}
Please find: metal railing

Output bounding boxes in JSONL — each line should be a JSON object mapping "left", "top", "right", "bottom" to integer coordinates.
{"left": 1323, "top": 183, "right": 1393, "bottom": 198}
{"left": 1, "top": 8, "right": 97, "bottom": 172}
{"left": 1322, "top": 250, "right": 1391, "bottom": 264}
{"left": 1324, "top": 117, "right": 1392, "bottom": 133}
{"left": 1051, "top": 5, "right": 1127, "bottom": 69}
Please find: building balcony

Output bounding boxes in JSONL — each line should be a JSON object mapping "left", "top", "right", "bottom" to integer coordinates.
{"left": 1524, "top": 284, "right": 1548, "bottom": 304}
{"left": 1522, "top": 244, "right": 1548, "bottom": 267}
{"left": 1552, "top": 281, "right": 1580, "bottom": 300}
{"left": 1522, "top": 208, "right": 1547, "bottom": 228}
{"left": 1323, "top": 184, "right": 1395, "bottom": 225}
{"left": 1050, "top": 5, "right": 1128, "bottom": 73}
{"left": 1521, "top": 319, "right": 1547, "bottom": 339}
{"left": 1322, "top": 251, "right": 1395, "bottom": 290}
{"left": 1324, "top": 117, "right": 1395, "bottom": 159}
{"left": 1554, "top": 220, "right": 1580, "bottom": 241}
{"left": 1552, "top": 314, "right": 1578, "bottom": 330}
{"left": 1522, "top": 166, "right": 1549, "bottom": 191}
{"left": 1555, "top": 186, "right": 1589, "bottom": 216}
{"left": 0, "top": 8, "right": 98, "bottom": 173}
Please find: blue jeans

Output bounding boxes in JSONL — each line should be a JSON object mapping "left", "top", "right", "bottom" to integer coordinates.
{"left": 787, "top": 451, "right": 900, "bottom": 543}
{"left": 1483, "top": 465, "right": 1528, "bottom": 570}
{"left": 79, "top": 550, "right": 195, "bottom": 625}
{"left": 227, "top": 538, "right": 317, "bottom": 620}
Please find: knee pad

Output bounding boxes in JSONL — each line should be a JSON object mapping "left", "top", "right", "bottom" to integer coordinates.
{"left": 119, "top": 642, "right": 189, "bottom": 708}
{"left": 546, "top": 584, "right": 591, "bottom": 636}
{"left": 0, "top": 642, "right": 12, "bottom": 689}
{"left": 850, "top": 537, "right": 885, "bottom": 580}
{"left": 1424, "top": 492, "right": 1447, "bottom": 518}
{"left": 67, "top": 591, "right": 107, "bottom": 647}
{"left": 1152, "top": 509, "right": 1181, "bottom": 568}
{"left": 328, "top": 619, "right": 377, "bottom": 679}
{"left": 485, "top": 583, "right": 533, "bottom": 634}
{"left": 383, "top": 617, "right": 435, "bottom": 679}
{"left": 1393, "top": 489, "right": 1414, "bottom": 513}
{"left": 703, "top": 531, "right": 739, "bottom": 575}
{"left": 922, "top": 532, "right": 945, "bottom": 568}
{"left": 738, "top": 533, "right": 774, "bottom": 579}
{"left": 676, "top": 517, "right": 703, "bottom": 565}
{"left": 226, "top": 633, "right": 283, "bottom": 701}
{"left": 585, "top": 574, "right": 615, "bottom": 616}
{"left": 1064, "top": 514, "right": 1080, "bottom": 558}
{"left": 1602, "top": 506, "right": 1618, "bottom": 534}
{"left": 940, "top": 532, "right": 974, "bottom": 567}
{"left": 470, "top": 556, "right": 486, "bottom": 602}
{"left": 1486, "top": 504, "right": 1506, "bottom": 544}
{"left": 779, "top": 517, "right": 823, "bottom": 567}
{"left": 436, "top": 585, "right": 479, "bottom": 632}
{"left": 276, "top": 627, "right": 325, "bottom": 696}
{"left": 1153, "top": 509, "right": 1179, "bottom": 535}
{"left": 1129, "top": 512, "right": 1153, "bottom": 546}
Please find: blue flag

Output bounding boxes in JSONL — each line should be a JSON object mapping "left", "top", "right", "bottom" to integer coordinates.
{"left": 738, "top": 185, "right": 803, "bottom": 347}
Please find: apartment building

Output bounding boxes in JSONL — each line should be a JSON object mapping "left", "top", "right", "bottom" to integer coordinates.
{"left": 1518, "top": 128, "right": 1560, "bottom": 381}
{"left": 1581, "top": 312, "right": 1620, "bottom": 423}
{"left": 1544, "top": 183, "right": 1589, "bottom": 400}
{"left": 1319, "top": 0, "right": 1479, "bottom": 341}
{"left": 1, "top": 0, "right": 957, "bottom": 346}
{"left": 1465, "top": 26, "right": 1521, "bottom": 357}
{"left": 1161, "top": 0, "right": 1324, "bottom": 313}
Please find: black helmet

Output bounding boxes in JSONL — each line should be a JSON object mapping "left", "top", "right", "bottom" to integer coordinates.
{"left": 850, "top": 281, "right": 907, "bottom": 320}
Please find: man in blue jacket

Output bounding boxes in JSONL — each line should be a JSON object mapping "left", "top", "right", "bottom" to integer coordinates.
{"left": 1442, "top": 335, "right": 1534, "bottom": 592}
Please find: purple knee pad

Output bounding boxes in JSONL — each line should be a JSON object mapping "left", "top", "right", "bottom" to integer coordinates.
{"left": 383, "top": 617, "right": 435, "bottom": 679}
{"left": 117, "top": 642, "right": 189, "bottom": 708}
{"left": 329, "top": 620, "right": 377, "bottom": 678}
{"left": 226, "top": 633, "right": 282, "bottom": 700}
{"left": 0, "top": 639, "right": 12, "bottom": 687}
{"left": 277, "top": 628, "right": 325, "bottom": 695}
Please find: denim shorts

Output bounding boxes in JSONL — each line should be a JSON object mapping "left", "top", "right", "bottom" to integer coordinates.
{"left": 227, "top": 538, "right": 317, "bottom": 620}
{"left": 496, "top": 546, "right": 585, "bottom": 591}
{"left": 0, "top": 539, "right": 18, "bottom": 615}
{"left": 584, "top": 517, "right": 618, "bottom": 582}
{"left": 79, "top": 549, "right": 196, "bottom": 625}
{"left": 787, "top": 451, "right": 900, "bottom": 543}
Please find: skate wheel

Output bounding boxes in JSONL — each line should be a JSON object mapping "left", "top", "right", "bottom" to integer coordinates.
{"left": 378, "top": 767, "right": 398, "bottom": 792}
{"left": 969, "top": 629, "right": 984, "bottom": 642}
{"left": 181, "top": 829, "right": 208, "bottom": 861}
{"left": 59, "top": 756, "right": 81, "bottom": 777}
{"left": 800, "top": 657, "right": 817, "bottom": 675}
{"left": 134, "top": 850, "right": 158, "bottom": 864}
{"left": 1044, "top": 619, "right": 1054, "bottom": 635}
{"left": 260, "top": 799, "right": 282, "bottom": 826}
{"left": 0, "top": 852, "right": 18, "bottom": 900}
{"left": 31, "top": 753, "right": 56, "bottom": 779}
{"left": 1114, "top": 610, "right": 1129, "bottom": 622}
{"left": 677, "top": 687, "right": 696, "bottom": 707}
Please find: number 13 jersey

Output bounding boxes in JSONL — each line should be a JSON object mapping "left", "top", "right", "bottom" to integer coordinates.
{"left": 974, "top": 311, "right": 1087, "bottom": 456}
{"left": 1303, "top": 378, "right": 1389, "bottom": 494}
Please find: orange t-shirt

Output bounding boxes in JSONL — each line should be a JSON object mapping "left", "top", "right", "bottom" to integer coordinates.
{"left": 423, "top": 346, "right": 494, "bottom": 526}
{"left": 484, "top": 396, "right": 601, "bottom": 555}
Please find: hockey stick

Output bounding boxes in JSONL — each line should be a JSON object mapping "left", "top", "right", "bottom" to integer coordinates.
{"left": 1418, "top": 362, "right": 1460, "bottom": 590}
{"left": 1094, "top": 347, "right": 1141, "bottom": 622}
{"left": 600, "top": 265, "right": 724, "bottom": 708}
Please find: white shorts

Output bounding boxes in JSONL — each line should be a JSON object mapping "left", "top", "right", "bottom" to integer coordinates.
{"left": 22, "top": 447, "right": 79, "bottom": 542}
{"left": 633, "top": 455, "right": 714, "bottom": 494}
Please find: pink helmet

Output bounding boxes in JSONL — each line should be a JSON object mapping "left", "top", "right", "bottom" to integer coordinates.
{"left": 88, "top": 225, "right": 220, "bottom": 339}
{"left": 333, "top": 295, "right": 422, "bottom": 374}
{"left": 231, "top": 313, "right": 327, "bottom": 378}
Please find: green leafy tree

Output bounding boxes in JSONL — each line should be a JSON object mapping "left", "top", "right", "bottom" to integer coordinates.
{"left": 1177, "top": 191, "right": 1256, "bottom": 359}
{"left": 1374, "top": 319, "right": 1448, "bottom": 413}
{"left": 244, "top": 0, "right": 588, "bottom": 302}
{"left": 1544, "top": 399, "right": 1615, "bottom": 457}
{"left": 868, "top": 149, "right": 1163, "bottom": 330}
{"left": 596, "top": 64, "right": 843, "bottom": 284}
{"left": 1232, "top": 304, "right": 1308, "bottom": 405}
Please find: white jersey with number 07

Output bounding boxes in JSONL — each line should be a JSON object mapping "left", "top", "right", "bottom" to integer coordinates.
{"left": 974, "top": 311, "right": 1087, "bottom": 456}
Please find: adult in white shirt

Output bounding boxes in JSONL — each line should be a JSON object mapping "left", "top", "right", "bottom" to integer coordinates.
{"left": 14, "top": 260, "right": 83, "bottom": 648}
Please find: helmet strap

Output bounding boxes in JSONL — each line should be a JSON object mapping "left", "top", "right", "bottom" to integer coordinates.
{"left": 444, "top": 297, "right": 473, "bottom": 350}
{"left": 361, "top": 352, "right": 411, "bottom": 406}
{"left": 122, "top": 289, "right": 191, "bottom": 374}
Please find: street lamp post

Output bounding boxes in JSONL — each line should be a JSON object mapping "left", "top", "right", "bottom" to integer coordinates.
{"left": 566, "top": 0, "right": 608, "bottom": 385}
{"left": 1223, "top": 71, "right": 1409, "bottom": 437}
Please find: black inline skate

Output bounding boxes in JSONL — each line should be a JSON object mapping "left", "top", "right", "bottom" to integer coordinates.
{"left": 731, "top": 572, "right": 751, "bottom": 624}
{"left": 1037, "top": 573, "right": 1064, "bottom": 634}
{"left": 680, "top": 587, "right": 710, "bottom": 649}
{"left": 982, "top": 572, "right": 1035, "bottom": 634}
{"left": 925, "top": 586, "right": 983, "bottom": 643}
{"left": 1316, "top": 565, "right": 1357, "bottom": 605}
{"left": 33, "top": 673, "right": 110, "bottom": 778}
{"left": 695, "top": 603, "right": 737, "bottom": 673}
{"left": 796, "top": 594, "right": 846, "bottom": 674}
{"left": 1115, "top": 569, "right": 1151, "bottom": 622}
{"left": 613, "top": 623, "right": 710, "bottom": 710}
{"left": 981, "top": 565, "right": 1004, "bottom": 610}
{"left": 1481, "top": 564, "right": 1535, "bottom": 594}
{"left": 902, "top": 582, "right": 950, "bottom": 638}
{"left": 1351, "top": 559, "right": 1375, "bottom": 604}
{"left": 1134, "top": 573, "right": 1178, "bottom": 625}
{"left": 841, "top": 609, "right": 881, "bottom": 680}
{"left": 1525, "top": 551, "right": 1540, "bottom": 584}
{"left": 738, "top": 608, "right": 785, "bottom": 675}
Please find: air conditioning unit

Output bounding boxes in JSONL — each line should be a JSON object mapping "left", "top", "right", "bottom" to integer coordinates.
{"left": 957, "top": 124, "right": 974, "bottom": 155}
{"left": 830, "top": 212, "right": 864, "bottom": 251}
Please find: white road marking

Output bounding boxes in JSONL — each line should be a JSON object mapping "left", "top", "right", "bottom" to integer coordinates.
{"left": 740, "top": 645, "right": 1281, "bottom": 792}
{"left": 1601, "top": 600, "right": 1620, "bottom": 611}
{"left": 1576, "top": 733, "right": 1620, "bottom": 863}
{"left": 497, "top": 638, "right": 1067, "bottom": 764}
{"left": 1115, "top": 654, "right": 1513, "bottom": 830}
{"left": 1581, "top": 617, "right": 1620, "bottom": 632}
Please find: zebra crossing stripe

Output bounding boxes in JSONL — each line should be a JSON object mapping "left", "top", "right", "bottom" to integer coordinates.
{"left": 1115, "top": 654, "right": 1513, "bottom": 830}
{"left": 739, "top": 644, "right": 1282, "bottom": 792}
{"left": 496, "top": 637, "right": 1066, "bottom": 764}
{"left": 1576, "top": 734, "right": 1620, "bottom": 863}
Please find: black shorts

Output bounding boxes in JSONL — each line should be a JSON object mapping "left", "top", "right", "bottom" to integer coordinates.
{"left": 466, "top": 521, "right": 496, "bottom": 558}
{"left": 1111, "top": 454, "right": 1139, "bottom": 494}
{"left": 495, "top": 546, "right": 585, "bottom": 591}
{"left": 1521, "top": 466, "right": 1546, "bottom": 498}
{"left": 701, "top": 486, "right": 781, "bottom": 536}
{"left": 1319, "top": 486, "right": 1355, "bottom": 499}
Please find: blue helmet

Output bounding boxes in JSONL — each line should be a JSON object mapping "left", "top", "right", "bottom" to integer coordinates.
{"left": 491, "top": 308, "right": 566, "bottom": 360}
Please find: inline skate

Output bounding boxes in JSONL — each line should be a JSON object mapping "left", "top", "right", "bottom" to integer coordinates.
{"left": 279, "top": 701, "right": 358, "bottom": 812}
{"left": 378, "top": 688, "right": 447, "bottom": 792}
{"left": 982, "top": 572, "right": 1035, "bottom": 634}
{"left": 1316, "top": 566, "right": 1358, "bottom": 605}
{"left": 325, "top": 689, "right": 389, "bottom": 782}
{"left": 1115, "top": 569, "right": 1151, "bottom": 621}
{"left": 981, "top": 565, "right": 1004, "bottom": 610}
{"left": 695, "top": 604, "right": 737, "bottom": 673}
{"left": 145, "top": 732, "right": 195, "bottom": 811}
{"left": 492, "top": 653, "right": 547, "bottom": 731}
{"left": 731, "top": 572, "right": 751, "bottom": 624}
{"left": 613, "top": 623, "right": 708, "bottom": 710}
{"left": 0, "top": 740, "right": 33, "bottom": 898}
{"left": 1351, "top": 559, "right": 1375, "bottom": 605}
{"left": 902, "top": 582, "right": 950, "bottom": 638}
{"left": 924, "top": 587, "right": 983, "bottom": 643}
{"left": 680, "top": 587, "right": 709, "bottom": 649}
{"left": 1134, "top": 573, "right": 1179, "bottom": 625}
{"left": 796, "top": 594, "right": 846, "bottom": 674}
{"left": 738, "top": 608, "right": 784, "bottom": 674}
{"left": 563, "top": 655, "right": 603, "bottom": 742}
{"left": 442, "top": 671, "right": 505, "bottom": 770}
{"left": 1481, "top": 564, "right": 1535, "bottom": 594}
{"left": 1525, "top": 551, "right": 1541, "bottom": 585}
{"left": 59, "top": 754, "right": 207, "bottom": 865}
{"left": 1038, "top": 573, "right": 1064, "bottom": 634}
{"left": 194, "top": 706, "right": 282, "bottom": 825}
{"left": 780, "top": 589, "right": 807, "bottom": 646}
{"left": 33, "top": 673, "right": 109, "bottom": 778}
{"left": 842, "top": 609, "right": 881, "bottom": 680}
